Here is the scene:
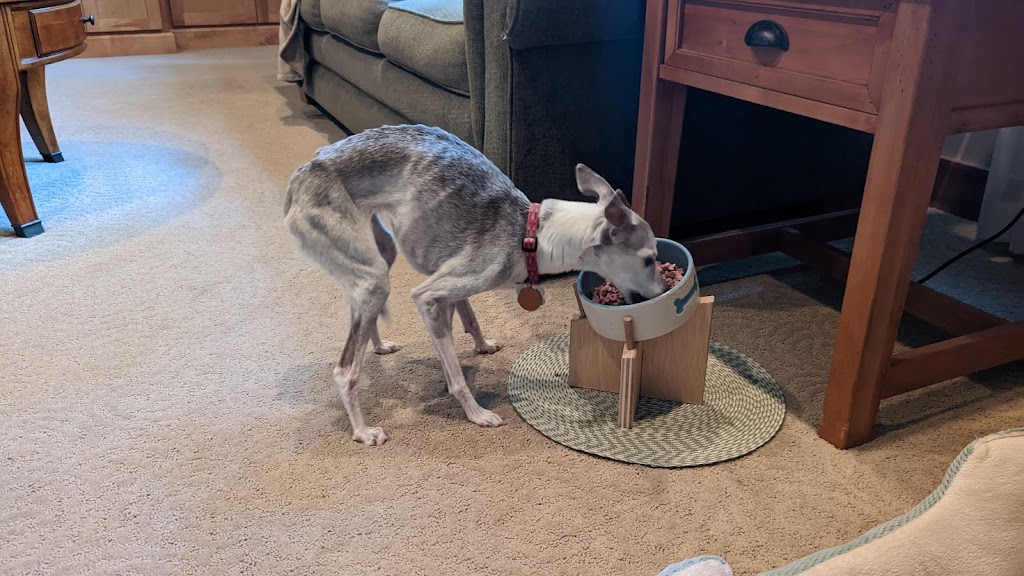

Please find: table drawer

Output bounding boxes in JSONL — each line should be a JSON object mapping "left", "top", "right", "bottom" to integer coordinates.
{"left": 11, "top": 0, "right": 88, "bottom": 65}
{"left": 665, "top": 0, "right": 895, "bottom": 114}
{"left": 30, "top": 0, "right": 87, "bottom": 56}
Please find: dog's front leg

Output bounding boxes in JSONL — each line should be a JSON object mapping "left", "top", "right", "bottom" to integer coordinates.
{"left": 455, "top": 299, "right": 500, "bottom": 354}
{"left": 412, "top": 286, "right": 503, "bottom": 428}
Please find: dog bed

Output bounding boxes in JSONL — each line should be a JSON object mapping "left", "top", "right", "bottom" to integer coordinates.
{"left": 659, "top": 428, "right": 1024, "bottom": 576}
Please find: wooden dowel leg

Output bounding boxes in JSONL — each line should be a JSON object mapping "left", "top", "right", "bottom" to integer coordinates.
{"left": 619, "top": 344, "right": 642, "bottom": 428}
{"left": 624, "top": 316, "right": 636, "bottom": 350}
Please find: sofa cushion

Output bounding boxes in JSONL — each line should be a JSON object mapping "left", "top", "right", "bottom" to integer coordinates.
{"left": 303, "top": 0, "right": 401, "bottom": 53}
{"left": 307, "top": 30, "right": 474, "bottom": 142}
{"left": 378, "top": 0, "right": 468, "bottom": 95}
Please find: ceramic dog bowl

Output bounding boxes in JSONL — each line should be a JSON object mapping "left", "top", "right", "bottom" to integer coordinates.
{"left": 576, "top": 238, "right": 699, "bottom": 342}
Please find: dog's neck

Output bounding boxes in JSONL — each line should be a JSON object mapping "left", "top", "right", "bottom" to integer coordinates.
{"left": 534, "top": 200, "right": 603, "bottom": 277}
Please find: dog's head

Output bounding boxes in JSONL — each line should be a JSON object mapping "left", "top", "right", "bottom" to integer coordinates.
{"left": 575, "top": 164, "right": 667, "bottom": 304}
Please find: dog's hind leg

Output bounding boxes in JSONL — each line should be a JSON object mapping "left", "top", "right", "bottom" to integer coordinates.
{"left": 334, "top": 274, "right": 390, "bottom": 446}
{"left": 369, "top": 214, "right": 400, "bottom": 355}
{"left": 455, "top": 300, "right": 500, "bottom": 354}
{"left": 411, "top": 268, "right": 503, "bottom": 428}
{"left": 286, "top": 206, "right": 392, "bottom": 446}
{"left": 369, "top": 323, "right": 400, "bottom": 355}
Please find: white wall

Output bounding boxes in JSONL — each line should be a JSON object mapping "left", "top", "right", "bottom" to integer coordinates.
{"left": 941, "top": 130, "right": 1000, "bottom": 170}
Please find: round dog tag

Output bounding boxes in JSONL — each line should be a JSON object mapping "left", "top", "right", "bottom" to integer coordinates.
{"left": 518, "top": 286, "right": 544, "bottom": 311}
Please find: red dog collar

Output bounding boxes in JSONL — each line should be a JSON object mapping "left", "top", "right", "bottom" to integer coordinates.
{"left": 522, "top": 203, "right": 541, "bottom": 285}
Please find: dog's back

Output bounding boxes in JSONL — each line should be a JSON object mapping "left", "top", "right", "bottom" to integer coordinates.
{"left": 284, "top": 124, "right": 529, "bottom": 278}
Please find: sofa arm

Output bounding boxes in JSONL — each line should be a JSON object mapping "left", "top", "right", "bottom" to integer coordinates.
{"left": 502, "top": 0, "right": 644, "bottom": 50}
{"left": 463, "top": 0, "right": 644, "bottom": 166}
{"left": 464, "top": 0, "right": 644, "bottom": 203}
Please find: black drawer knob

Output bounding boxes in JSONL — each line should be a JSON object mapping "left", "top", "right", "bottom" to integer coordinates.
{"left": 82, "top": 14, "right": 95, "bottom": 25}
{"left": 744, "top": 20, "right": 789, "bottom": 51}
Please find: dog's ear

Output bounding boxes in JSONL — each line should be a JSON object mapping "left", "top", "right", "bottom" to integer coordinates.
{"left": 614, "top": 188, "right": 629, "bottom": 208}
{"left": 605, "top": 196, "right": 629, "bottom": 228}
{"left": 598, "top": 193, "right": 633, "bottom": 245}
{"left": 575, "top": 163, "right": 615, "bottom": 203}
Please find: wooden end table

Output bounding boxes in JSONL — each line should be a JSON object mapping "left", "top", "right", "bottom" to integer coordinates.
{"left": 1, "top": 0, "right": 93, "bottom": 238}
{"left": 631, "top": 0, "right": 1024, "bottom": 449}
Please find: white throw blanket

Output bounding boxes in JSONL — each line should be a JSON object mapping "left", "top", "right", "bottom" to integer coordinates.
{"left": 277, "top": 0, "right": 306, "bottom": 83}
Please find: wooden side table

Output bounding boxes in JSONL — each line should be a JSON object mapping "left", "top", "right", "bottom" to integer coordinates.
{"left": 632, "top": 0, "right": 1024, "bottom": 449}
{"left": 1, "top": 0, "right": 93, "bottom": 237}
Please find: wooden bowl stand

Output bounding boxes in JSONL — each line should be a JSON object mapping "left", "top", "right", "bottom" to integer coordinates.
{"left": 568, "top": 292, "right": 715, "bottom": 428}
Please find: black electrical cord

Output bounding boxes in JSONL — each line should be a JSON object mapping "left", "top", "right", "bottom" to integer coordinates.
{"left": 917, "top": 205, "right": 1024, "bottom": 284}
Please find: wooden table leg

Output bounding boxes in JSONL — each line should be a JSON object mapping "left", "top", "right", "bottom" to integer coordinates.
{"left": 631, "top": 0, "right": 686, "bottom": 238}
{"left": 0, "top": 11, "right": 43, "bottom": 237}
{"left": 20, "top": 66, "right": 64, "bottom": 163}
{"left": 818, "top": 0, "right": 958, "bottom": 449}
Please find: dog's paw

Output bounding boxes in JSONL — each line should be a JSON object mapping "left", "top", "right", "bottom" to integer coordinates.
{"left": 468, "top": 408, "right": 504, "bottom": 428}
{"left": 475, "top": 339, "right": 501, "bottom": 354}
{"left": 352, "top": 427, "right": 389, "bottom": 446}
{"left": 373, "top": 340, "right": 401, "bottom": 355}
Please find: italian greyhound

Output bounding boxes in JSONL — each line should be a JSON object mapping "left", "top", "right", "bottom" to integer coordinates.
{"left": 284, "top": 125, "right": 666, "bottom": 445}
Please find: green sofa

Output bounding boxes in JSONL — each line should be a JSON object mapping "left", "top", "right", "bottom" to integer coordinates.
{"left": 295, "top": 0, "right": 645, "bottom": 203}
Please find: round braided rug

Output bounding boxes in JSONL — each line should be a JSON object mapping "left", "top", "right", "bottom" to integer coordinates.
{"left": 508, "top": 333, "right": 785, "bottom": 468}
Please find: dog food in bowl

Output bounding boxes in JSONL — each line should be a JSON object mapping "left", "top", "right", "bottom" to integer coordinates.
{"left": 577, "top": 238, "right": 698, "bottom": 342}
{"left": 591, "top": 262, "right": 684, "bottom": 306}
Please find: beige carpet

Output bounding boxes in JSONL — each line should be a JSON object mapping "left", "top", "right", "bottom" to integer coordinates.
{"left": 1, "top": 47, "right": 1022, "bottom": 576}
